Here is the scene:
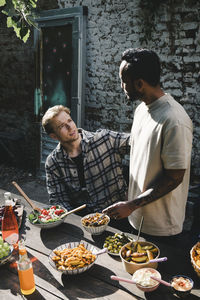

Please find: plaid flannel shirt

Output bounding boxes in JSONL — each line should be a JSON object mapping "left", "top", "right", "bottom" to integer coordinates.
{"left": 45, "top": 129, "right": 130, "bottom": 212}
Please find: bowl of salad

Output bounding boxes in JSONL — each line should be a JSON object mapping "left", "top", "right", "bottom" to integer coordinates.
{"left": 28, "top": 205, "right": 68, "bottom": 229}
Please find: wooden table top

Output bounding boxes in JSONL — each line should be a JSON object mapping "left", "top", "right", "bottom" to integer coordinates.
{"left": 0, "top": 190, "right": 200, "bottom": 300}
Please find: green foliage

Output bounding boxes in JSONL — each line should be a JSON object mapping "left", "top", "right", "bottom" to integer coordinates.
{"left": 0, "top": 0, "right": 38, "bottom": 42}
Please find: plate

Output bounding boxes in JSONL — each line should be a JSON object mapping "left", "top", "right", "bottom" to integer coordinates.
{"left": 104, "top": 232, "right": 136, "bottom": 256}
{"left": 0, "top": 245, "right": 14, "bottom": 266}
{"left": 49, "top": 241, "right": 98, "bottom": 275}
{"left": 28, "top": 205, "right": 67, "bottom": 229}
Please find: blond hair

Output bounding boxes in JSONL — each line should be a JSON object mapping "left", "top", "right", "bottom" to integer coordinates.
{"left": 42, "top": 105, "right": 71, "bottom": 134}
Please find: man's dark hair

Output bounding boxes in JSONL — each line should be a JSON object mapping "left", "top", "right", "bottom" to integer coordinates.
{"left": 121, "top": 48, "right": 161, "bottom": 86}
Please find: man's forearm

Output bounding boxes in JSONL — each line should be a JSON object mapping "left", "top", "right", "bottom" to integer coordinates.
{"left": 128, "top": 170, "right": 184, "bottom": 210}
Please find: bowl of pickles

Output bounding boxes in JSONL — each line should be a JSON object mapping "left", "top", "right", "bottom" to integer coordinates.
{"left": 103, "top": 232, "right": 133, "bottom": 256}
{"left": 120, "top": 240, "right": 160, "bottom": 274}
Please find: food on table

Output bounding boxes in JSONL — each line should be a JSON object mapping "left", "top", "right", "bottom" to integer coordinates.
{"left": 81, "top": 212, "right": 109, "bottom": 227}
{"left": 171, "top": 276, "right": 193, "bottom": 291}
{"left": 121, "top": 241, "right": 158, "bottom": 263}
{"left": 191, "top": 242, "right": 200, "bottom": 267}
{"left": 28, "top": 205, "right": 66, "bottom": 224}
{"left": 103, "top": 232, "right": 132, "bottom": 254}
{"left": 51, "top": 243, "right": 96, "bottom": 271}
{"left": 0, "top": 236, "right": 12, "bottom": 260}
{"left": 132, "top": 268, "right": 160, "bottom": 287}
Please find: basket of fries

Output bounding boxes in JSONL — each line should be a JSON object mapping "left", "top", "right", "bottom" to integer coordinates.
{"left": 190, "top": 241, "right": 200, "bottom": 277}
{"left": 49, "top": 241, "right": 102, "bottom": 275}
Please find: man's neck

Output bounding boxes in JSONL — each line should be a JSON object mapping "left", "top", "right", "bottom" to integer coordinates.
{"left": 142, "top": 86, "right": 165, "bottom": 105}
{"left": 62, "top": 134, "right": 82, "bottom": 158}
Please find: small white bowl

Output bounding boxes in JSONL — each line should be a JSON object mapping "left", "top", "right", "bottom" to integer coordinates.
{"left": 81, "top": 213, "right": 110, "bottom": 235}
{"left": 132, "top": 267, "right": 161, "bottom": 292}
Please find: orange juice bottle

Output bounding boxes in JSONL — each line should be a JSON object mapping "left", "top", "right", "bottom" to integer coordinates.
{"left": 2, "top": 192, "right": 19, "bottom": 245}
{"left": 17, "top": 240, "right": 35, "bottom": 295}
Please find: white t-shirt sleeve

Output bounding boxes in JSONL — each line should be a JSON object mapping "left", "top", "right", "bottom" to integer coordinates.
{"left": 161, "top": 124, "right": 192, "bottom": 169}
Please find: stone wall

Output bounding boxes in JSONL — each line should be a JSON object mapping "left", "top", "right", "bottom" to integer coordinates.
{"left": 58, "top": 0, "right": 200, "bottom": 178}
{"left": 0, "top": 0, "right": 200, "bottom": 178}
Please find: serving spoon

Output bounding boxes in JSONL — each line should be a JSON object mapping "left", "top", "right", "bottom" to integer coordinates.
{"left": 12, "top": 181, "right": 42, "bottom": 213}
{"left": 12, "top": 181, "right": 87, "bottom": 217}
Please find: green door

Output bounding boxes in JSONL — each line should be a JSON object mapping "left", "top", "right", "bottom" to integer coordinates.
{"left": 34, "top": 7, "right": 87, "bottom": 178}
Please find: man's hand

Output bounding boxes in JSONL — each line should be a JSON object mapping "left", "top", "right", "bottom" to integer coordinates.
{"left": 102, "top": 201, "right": 133, "bottom": 219}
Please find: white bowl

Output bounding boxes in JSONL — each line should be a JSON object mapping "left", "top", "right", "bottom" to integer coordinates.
{"left": 0, "top": 245, "right": 13, "bottom": 265}
{"left": 132, "top": 267, "right": 161, "bottom": 292}
{"left": 49, "top": 241, "right": 99, "bottom": 275}
{"left": 28, "top": 206, "right": 68, "bottom": 229}
{"left": 81, "top": 213, "right": 110, "bottom": 235}
{"left": 190, "top": 242, "right": 200, "bottom": 278}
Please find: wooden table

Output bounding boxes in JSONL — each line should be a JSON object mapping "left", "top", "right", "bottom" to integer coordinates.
{"left": 0, "top": 190, "right": 200, "bottom": 300}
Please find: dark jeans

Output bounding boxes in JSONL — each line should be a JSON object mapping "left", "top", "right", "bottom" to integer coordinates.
{"left": 109, "top": 217, "right": 133, "bottom": 233}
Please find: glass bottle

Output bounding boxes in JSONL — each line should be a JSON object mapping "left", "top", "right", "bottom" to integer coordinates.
{"left": 17, "top": 240, "right": 36, "bottom": 295}
{"left": 2, "top": 192, "right": 19, "bottom": 245}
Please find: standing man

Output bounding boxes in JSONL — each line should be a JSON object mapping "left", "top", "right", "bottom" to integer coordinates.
{"left": 103, "top": 48, "right": 193, "bottom": 237}
{"left": 42, "top": 105, "right": 130, "bottom": 220}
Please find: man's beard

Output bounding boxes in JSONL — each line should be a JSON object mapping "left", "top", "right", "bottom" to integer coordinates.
{"left": 127, "top": 90, "right": 144, "bottom": 102}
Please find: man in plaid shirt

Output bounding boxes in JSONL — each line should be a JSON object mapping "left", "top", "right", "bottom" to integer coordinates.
{"left": 42, "top": 105, "right": 130, "bottom": 214}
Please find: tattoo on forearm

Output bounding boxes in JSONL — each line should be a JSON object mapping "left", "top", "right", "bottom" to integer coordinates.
{"left": 131, "top": 175, "right": 181, "bottom": 209}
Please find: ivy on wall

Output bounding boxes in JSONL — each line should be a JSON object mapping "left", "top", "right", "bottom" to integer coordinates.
{"left": 0, "top": 0, "right": 38, "bottom": 42}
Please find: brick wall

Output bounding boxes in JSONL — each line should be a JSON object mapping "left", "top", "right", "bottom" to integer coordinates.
{"left": 59, "top": 0, "right": 200, "bottom": 178}
{"left": 0, "top": 0, "right": 200, "bottom": 178}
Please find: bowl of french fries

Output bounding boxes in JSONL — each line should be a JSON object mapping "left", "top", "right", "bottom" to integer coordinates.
{"left": 190, "top": 241, "right": 200, "bottom": 278}
{"left": 119, "top": 240, "right": 160, "bottom": 274}
{"left": 49, "top": 241, "right": 103, "bottom": 275}
{"left": 81, "top": 213, "right": 110, "bottom": 235}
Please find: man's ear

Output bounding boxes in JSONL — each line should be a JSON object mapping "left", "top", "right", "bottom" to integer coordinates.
{"left": 49, "top": 133, "right": 58, "bottom": 141}
{"left": 135, "top": 79, "right": 144, "bottom": 90}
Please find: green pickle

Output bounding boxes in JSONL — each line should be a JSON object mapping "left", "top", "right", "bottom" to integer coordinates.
{"left": 104, "top": 232, "right": 132, "bottom": 255}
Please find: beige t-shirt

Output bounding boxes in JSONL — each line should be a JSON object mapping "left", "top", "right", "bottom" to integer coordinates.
{"left": 128, "top": 94, "right": 193, "bottom": 236}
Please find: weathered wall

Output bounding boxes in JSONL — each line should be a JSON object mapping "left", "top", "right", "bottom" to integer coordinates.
{"left": 0, "top": 0, "right": 200, "bottom": 178}
{"left": 58, "top": 0, "right": 200, "bottom": 178}
{"left": 0, "top": 1, "right": 58, "bottom": 170}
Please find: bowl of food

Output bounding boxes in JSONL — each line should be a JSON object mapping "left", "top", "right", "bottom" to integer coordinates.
{"left": 81, "top": 213, "right": 110, "bottom": 235}
{"left": 132, "top": 267, "right": 161, "bottom": 292}
{"left": 170, "top": 275, "right": 194, "bottom": 298}
{"left": 0, "top": 237, "right": 13, "bottom": 265}
{"left": 103, "top": 232, "right": 133, "bottom": 256}
{"left": 28, "top": 205, "right": 68, "bottom": 229}
{"left": 190, "top": 241, "right": 200, "bottom": 278}
{"left": 120, "top": 240, "right": 160, "bottom": 274}
{"left": 49, "top": 241, "right": 106, "bottom": 275}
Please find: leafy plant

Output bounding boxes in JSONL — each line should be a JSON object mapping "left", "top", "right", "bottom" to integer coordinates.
{"left": 0, "top": 0, "right": 38, "bottom": 42}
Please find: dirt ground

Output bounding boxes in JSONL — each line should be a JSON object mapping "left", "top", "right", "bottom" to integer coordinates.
{"left": 0, "top": 164, "right": 49, "bottom": 205}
